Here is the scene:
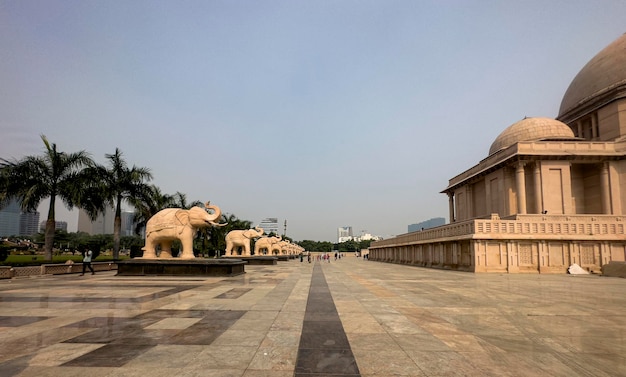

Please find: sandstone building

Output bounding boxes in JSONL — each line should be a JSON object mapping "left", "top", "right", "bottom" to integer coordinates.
{"left": 369, "top": 33, "right": 626, "bottom": 273}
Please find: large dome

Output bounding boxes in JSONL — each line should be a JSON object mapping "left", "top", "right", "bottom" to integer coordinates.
{"left": 489, "top": 117, "right": 575, "bottom": 155}
{"left": 558, "top": 33, "right": 626, "bottom": 122}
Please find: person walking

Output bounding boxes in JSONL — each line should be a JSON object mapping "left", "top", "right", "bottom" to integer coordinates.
{"left": 81, "top": 249, "right": 95, "bottom": 276}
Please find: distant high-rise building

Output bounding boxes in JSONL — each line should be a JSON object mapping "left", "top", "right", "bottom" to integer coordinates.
{"left": 408, "top": 217, "right": 445, "bottom": 233}
{"left": 337, "top": 226, "right": 353, "bottom": 243}
{"left": 0, "top": 199, "right": 21, "bottom": 237}
{"left": 354, "top": 231, "right": 382, "bottom": 242}
{"left": 121, "top": 211, "right": 135, "bottom": 236}
{"left": 77, "top": 207, "right": 115, "bottom": 235}
{"left": 258, "top": 217, "right": 279, "bottom": 236}
{"left": 40, "top": 220, "right": 68, "bottom": 232}
{"left": 0, "top": 198, "right": 40, "bottom": 237}
{"left": 19, "top": 211, "right": 40, "bottom": 236}
{"left": 77, "top": 207, "right": 135, "bottom": 235}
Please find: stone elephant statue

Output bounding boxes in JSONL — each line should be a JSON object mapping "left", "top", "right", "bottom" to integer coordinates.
{"left": 274, "top": 240, "right": 290, "bottom": 255}
{"left": 142, "top": 202, "right": 226, "bottom": 259}
{"left": 225, "top": 227, "right": 264, "bottom": 256}
{"left": 254, "top": 236, "right": 281, "bottom": 255}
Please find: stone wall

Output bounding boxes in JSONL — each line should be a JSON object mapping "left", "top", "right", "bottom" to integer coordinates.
{"left": 0, "top": 262, "right": 117, "bottom": 279}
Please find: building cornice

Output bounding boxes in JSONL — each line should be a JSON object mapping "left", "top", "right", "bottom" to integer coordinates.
{"left": 558, "top": 82, "right": 626, "bottom": 124}
{"left": 442, "top": 140, "right": 625, "bottom": 193}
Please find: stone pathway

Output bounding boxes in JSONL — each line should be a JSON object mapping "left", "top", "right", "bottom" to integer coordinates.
{"left": 0, "top": 256, "right": 625, "bottom": 376}
{"left": 295, "top": 263, "right": 359, "bottom": 376}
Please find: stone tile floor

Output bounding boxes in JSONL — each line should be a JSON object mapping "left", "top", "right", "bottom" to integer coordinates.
{"left": 0, "top": 256, "right": 625, "bottom": 376}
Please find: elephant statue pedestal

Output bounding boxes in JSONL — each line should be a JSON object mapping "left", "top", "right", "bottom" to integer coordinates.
{"left": 121, "top": 201, "right": 247, "bottom": 276}
{"left": 117, "top": 258, "right": 247, "bottom": 276}
{"left": 221, "top": 255, "right": 278, "bottom": 265}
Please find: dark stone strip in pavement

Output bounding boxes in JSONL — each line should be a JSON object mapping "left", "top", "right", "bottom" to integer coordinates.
{"left": 295, "top": 262, "right": 360, "bottom": 377}
{"left": 0, "top": 285, "right": 201, "bottom": 303}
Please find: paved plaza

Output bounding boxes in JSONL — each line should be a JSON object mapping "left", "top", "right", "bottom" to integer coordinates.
{"left": 0, "top": 256, "right": 625, "bottom": 376}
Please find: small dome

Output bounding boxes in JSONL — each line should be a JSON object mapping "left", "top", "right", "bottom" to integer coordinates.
{"left": 559, "top": 33, "right": 626, "bottom": 120}
{"left": 489, "top": 117, "right": 575, "bottom": 155}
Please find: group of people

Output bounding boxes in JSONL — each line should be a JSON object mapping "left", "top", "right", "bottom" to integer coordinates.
{"left": 299, "top": 251, "right": 346, "bottom": 263}
{"left": 299, "top": 251, "right": 312, "bottom": 263}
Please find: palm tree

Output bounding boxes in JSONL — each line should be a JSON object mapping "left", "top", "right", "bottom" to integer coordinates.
{"left": 0, "top": 135, "right": 94, "bottom": 260}
{"left": 93, "top": 148, "right": 152, "bottom": 259}
{"left": 171, "top": 192, "right": 199, "bottom": 210}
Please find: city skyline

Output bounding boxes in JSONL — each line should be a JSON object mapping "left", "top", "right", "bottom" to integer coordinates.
{"left": 2, "top": 1, "right": 625, "bottom": 242}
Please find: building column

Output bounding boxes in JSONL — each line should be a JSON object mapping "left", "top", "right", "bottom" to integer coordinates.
{"left": 533, "top": 163, "right": 542, "bottom": 213}
{"left": 448, "top": 192, "right": 455, "bottom": 223}
{"left": 466, "top": 186, "right": 473, "bottom": 219}
{"left": 592, "top": 115, "right": 598, "bottom": 139}
{"left": 601, "top": 162, "right": 612, "bottom": 214}
{"left": 516, "top": 162, "right": 527, "bottom": 214}
{"left": 452, "top": 242, "right": 458, "bottom": 265}
{"left": 506, "top": 241, "right": 518, "bottom": 273}
{"left": 538, "top": 241, "right": 546, "bottom": 273}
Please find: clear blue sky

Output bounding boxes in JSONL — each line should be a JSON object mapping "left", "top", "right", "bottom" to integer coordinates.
{"left": 1, "top": 1, "right": 625, "bottom": 242}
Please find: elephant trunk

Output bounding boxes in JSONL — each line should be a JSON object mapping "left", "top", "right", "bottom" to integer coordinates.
{"left": 205, "top": 201, "right": 228, "bottom": 227}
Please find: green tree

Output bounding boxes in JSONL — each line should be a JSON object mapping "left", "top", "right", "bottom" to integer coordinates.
{"left": 68, "top": 231, "right": 93, "bottom": 254}
{"left": 85, "top": 148, "right": 152, "bottom": 259}
{"left": 54, "top": 230, "right": 71, "bottom": 252}
{"left": 171, "top": 192, "right": 202, "bottom": 210}
{"left": 120, "top": 234, "right": 144, "bottom": 251}
{"left": 319, "top": 241, "right": 333, "bottom": 252}
{"left": 296, "top": 240, "right": 317, "bottom": 252}
{"left": 294, "top": 240, "right": 333, "bottom": 253}
{"left": 0, "top": 135, "right": 94, "bottom": 260}
{"left": 74, "top": 233, "right": 112, "bottom": 259}
{"left": 359, "top": 239, "right": 373, "bottom": 250}
{"left": 338, "top": 240, "right": 359, "bottom": 253}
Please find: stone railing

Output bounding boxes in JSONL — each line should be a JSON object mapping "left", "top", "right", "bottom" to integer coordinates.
{"left": 517, "top": 140, "right": 618, "bottom": 154}
{"left": 475, "top": 215, "right": 625, "bottom": 238}
{"left": 370, "top": 220, "right": 476, "bottom": 248}
{"left": 0, "top": 262, "right": 117, "bottom": 279}
{"left": 370, "top": 214, "right": 626, "bottom": 249}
